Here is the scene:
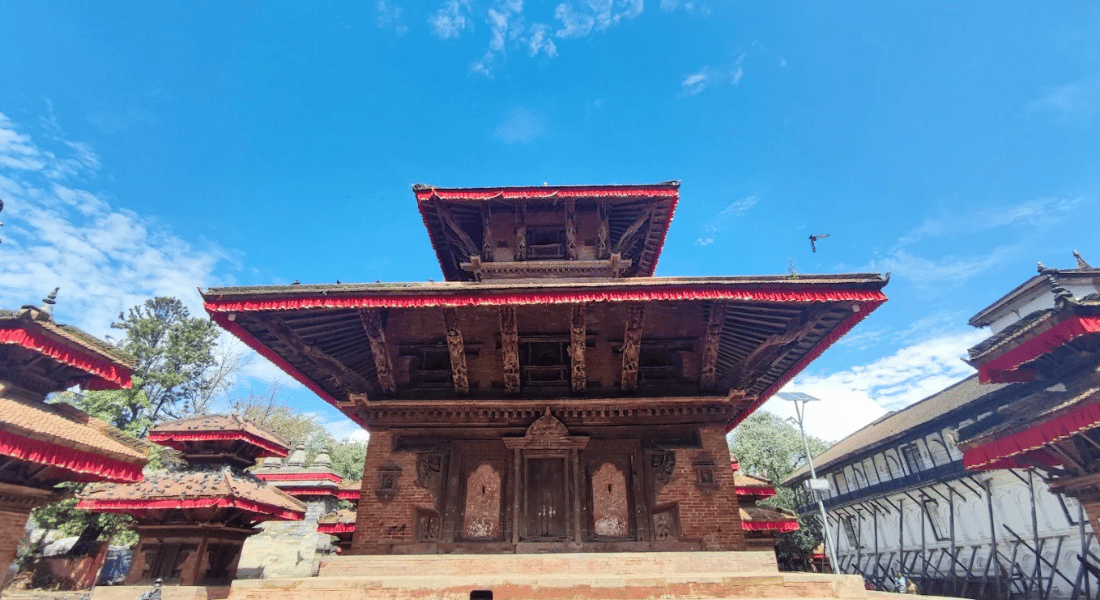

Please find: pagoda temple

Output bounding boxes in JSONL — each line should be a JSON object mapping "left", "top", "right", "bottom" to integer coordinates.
{"left": 317, "top": 480, "right": 362, "bottom": 553}
{"left": 732, "top": 469, "right": 799, "bottom": 550}
{"left": 78, "top": 415, "right": 305, "bottom": 586}
{"left": 0, "top": 292, "right": 149, "bottom": 573}
{"left": 201, "top": 182, "right": 888, "bottom": 556}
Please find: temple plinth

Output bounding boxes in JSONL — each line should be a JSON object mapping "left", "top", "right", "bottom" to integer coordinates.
{"left": 0, "top": 294, "right": 149, "bottom": 574}
{"left": 202, "top": 182, "right": 888, "bottom": 560}
{"left": 78, "top": 415, "right": 305, "bottom": 586}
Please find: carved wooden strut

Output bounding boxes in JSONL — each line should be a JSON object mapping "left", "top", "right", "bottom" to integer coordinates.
{"left": 570, "top": 303, "right": 587, "bottom": 394}
{"left": 620, "top": 303, "right": 645, "bottom": 392}
{"left": 699, "top": 301, "right": 727, "bottom": 392}
{"left": 442, "top": 307, "right": 469, "bottom": 395}
{"left": 500, "top": 306, "right": 520, "bottom": 393}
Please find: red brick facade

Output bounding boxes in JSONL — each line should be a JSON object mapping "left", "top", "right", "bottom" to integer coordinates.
{"left": 0, "top": 508, "right": 32, "bottom": 573}
{"left": 351, "top": 430, "right": 438, "bottom": 555}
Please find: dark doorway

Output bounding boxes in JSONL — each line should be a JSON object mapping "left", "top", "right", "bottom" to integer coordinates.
{"left": 525, "top": 457, "right": 567, "bottom": 539}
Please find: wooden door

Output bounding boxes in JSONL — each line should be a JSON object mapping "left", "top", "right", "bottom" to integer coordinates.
{"left": 525, "top": 457, "right": 567, "bottom": 540}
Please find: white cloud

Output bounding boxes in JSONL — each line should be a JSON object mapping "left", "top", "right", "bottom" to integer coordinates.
{"left": 696, "top": 194, "right": 758, "bottom": 244}
{"left": 554, "top": 0, "right": 643, "bottom": 39}
{"left": 376, "top": 0, "right": 409, "bottom": 34}
{"left": 681, "top": 55, "right": 745, "bottom": 96}
{"left": 493, "top": 108, "right": 546, "bottom": 144}
{"left": 696, "top": 237, "right": 714, "bottom": 246}
{"left": 898, "top": 196, "right": 1081, "bottom": 246}
{"left": 681, "top": 72, "right": 708, "bottom": 95}
{"left": 1028, "top": 77, "right": 1100, "bottom": 123}
{"left": 858, "top": 247, "right": 1014, "bottom": 285}
{"left": 761, "top": 330, "right": 985, "bottom": 441}
{"left": 324, "top": 416, "right": 370, "bottom": 442}
{"left": 429, "top": 0, "right": 469, "bottom": 39}
{"left": 527, "top": 24, "right": 558, "bottom": 57}
{"left": 659, "top": 0, "right": 707, "bottom": 13}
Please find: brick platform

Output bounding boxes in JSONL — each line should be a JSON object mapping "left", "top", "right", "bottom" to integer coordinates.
{"left": 227, "top": 551, "right": 876, "bottom": 600}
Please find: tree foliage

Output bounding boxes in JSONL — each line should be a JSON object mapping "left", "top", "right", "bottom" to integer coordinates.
{"left": 729, "top": 411, "right": 833, "bottom": 569}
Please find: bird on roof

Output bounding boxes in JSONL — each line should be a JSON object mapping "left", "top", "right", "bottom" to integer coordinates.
{"left": 336, "top": 279, "right": 341, "bottom": 284}
{"left": 292, "top": 279, "right": 301, "bottom": 285}
{"left": 809, "top": 234, "right": 830, "bottom": 253}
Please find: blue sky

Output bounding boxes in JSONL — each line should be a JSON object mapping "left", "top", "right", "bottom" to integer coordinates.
{"left": 1, "top": 2, "right": 1099, "bottom": 441}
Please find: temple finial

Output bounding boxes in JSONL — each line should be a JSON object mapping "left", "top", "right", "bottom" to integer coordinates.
{"left": 1038, "top": 263, "right": 1075, "bottom": 307}
{"left": 37, "top": 287, "right": 59, "bottom": 320}
{"left": 1074, "top": 250, "right": 1092, "bottom": 270}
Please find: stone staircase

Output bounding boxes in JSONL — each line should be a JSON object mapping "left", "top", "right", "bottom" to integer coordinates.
{"left": 227, "top": 551, "right": 876, "bottom": 600}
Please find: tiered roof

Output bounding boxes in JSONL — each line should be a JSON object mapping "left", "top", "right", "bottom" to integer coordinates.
{"left": 252, "top": 444, "right": 342, "bottom": 498}
{"left": 148, "top": 414, "right": 290, "bottom": 469}
{"left": 732, "top": 470, "right": 798, "bottom": 534}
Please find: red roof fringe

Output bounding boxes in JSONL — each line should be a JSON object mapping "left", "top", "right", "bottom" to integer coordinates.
{"left": 277, "top": 486, "right": 339, "bottom": 497}
{"left": 204, "top": 288, "right": 885, "bottom": 314}
{"left": 317, "top": 523, "right": 355, "bottom": 534}
{"left": 736, "top": 487, "right": 777, "bottom": 497}
{"left": 414, "top": 186, "right": 679, "bottom": 202}
{"left": 77, "top": 497, "right": 304, "bottom": 522}
{"left": 337, "top": 490, "right": 361, "bottom": 500}
{"left": 741, "top": 520, "right": 800, "bottom": 532}
{"left": 148, "top": 431, "right": 288, "bottom": 458}
{"left": 0, "top": 327, "right": 132, "bottom": 390}
{"left": 0, "top": 429, "right": 144, "bottom": 483}
{"left": 977, "top": 316, "right": 1100, "bottom": 384}
{"left": 727, "top": 298, "right": 884, "bottom": 431}
{"left": 254, "top": 471, "right": 342, "bottom": 482}
{"left": 963, "top": 395, "right": 1100, "bottom": 470}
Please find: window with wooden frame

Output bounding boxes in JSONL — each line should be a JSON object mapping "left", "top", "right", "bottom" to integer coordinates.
{"left": 526, "top": 227, "right": 566, "bottom": 259}
{"left": 520, "top": 339, "right": 570, "bottom": 385}
{"left": 900, "top": 443, "right": 925, "bottom": 474}
{"left": 404, "top": 346, "right": 452, "bottom": 387}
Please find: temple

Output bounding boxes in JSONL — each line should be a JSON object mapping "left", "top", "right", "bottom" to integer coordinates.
{"left": 0, "top": 292, "right": 150, "bottom": 574}
{"left": 78, "top": 415, "right": 306, "bottom": 586}
{"left": 201, "top": 182, "right": 888, "bottom": 559}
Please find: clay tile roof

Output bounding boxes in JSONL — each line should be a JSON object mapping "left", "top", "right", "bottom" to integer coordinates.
{"left": 739, "top": 505, "right": 799, "bottom": 532}
{"left": 0, "top": 395, "right": 150, "bottom": 481}
{"left": 148, "top": 414, "right": 290, "bottom": 457}
{"left": 783, "top": 374, "right": 1019, "bottom": 486}
{"left": 339, "top": 479, "right": 362, "bottom": 492}
{"left": 318, "top": 508, "right": 357, "bottom": 526}
{"left": 0, "top": 310, "right": 135, "bottom": 389}
{"left": 78, "top": 466, "right": 306, "bottom": 521}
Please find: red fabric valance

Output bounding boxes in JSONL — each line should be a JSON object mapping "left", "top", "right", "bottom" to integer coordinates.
{"left": 727, "top": 300, "right": 883, "bottom": 432}
{"left": 77, "top": 496, "right": 304, "bottom": 522}
{"left": 0, "top": 429, "right": 143, "bottom": 482}
{"left": 253, "top": 472, "right": 342, "bottom": 482}
{"left": 963, "top": 396, "right": 1100, "bottom": 470}
{"left": 978, "top": 316, "right": 1100, "bottom": 384}
{"left": 317, "top": 523, "right": 355, "bottom": 534}
{"left": 337, "top": 490, "right": 361, "bottom": 500}
{"left": 205, "top": 287, "right": 886, "bottom": 314}
{"left": 0, "top": 327, "right": 131, "bottom": 389}
{"left": 276, "top": 486, "right": 339, "bottom": 497}
{"left": 736, "top": 487, "right": 777, "bottom": 498}
{"left": 741, "top": 520, "right": 800, "bottom": 532}
{"left": 415, "top": 186, "right": 679, "bottom": 202}
{"left": 148, "top": 431, "right": 288, "bottom": 458}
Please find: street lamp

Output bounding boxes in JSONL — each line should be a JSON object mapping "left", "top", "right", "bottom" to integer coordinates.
{"left": 777, "top": 391, "right": 838, "bottom": 574}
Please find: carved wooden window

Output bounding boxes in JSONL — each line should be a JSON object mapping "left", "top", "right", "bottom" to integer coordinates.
{"left": 638, "top": 344, "right": 679, "bottom": 383}
{"left": 142, "top": 542, "right": 197, "bottom": 581}
{"left": 520, "top": 340, "right": 569, "bottom": 385}
{"left": 901, "top": 444, "right": 925, "bottom": 475}
{"left": 526, "top": 227, "right": 566, "bottom": 259}
{"left": 203, "top": 543, "right": 238, "bottom": 581}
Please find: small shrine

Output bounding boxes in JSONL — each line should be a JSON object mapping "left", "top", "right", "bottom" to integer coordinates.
{"left": 78, "top": 415, "right": 305, "bottom": 586}
{"left": 318, "top": 480, "right": 362, "bottom": 553}
{"left": 731, "top": 469, "right": 799, "bottom": 550}
{"left": 238, "top": 445, "right": 348, "bottom": 578}
{"left": 0, "top": 291, "right": 149, "bottom": 572}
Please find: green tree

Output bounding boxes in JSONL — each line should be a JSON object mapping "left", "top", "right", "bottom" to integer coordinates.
{"left": 729, "top": 411, "right": 832, "bottom": 570}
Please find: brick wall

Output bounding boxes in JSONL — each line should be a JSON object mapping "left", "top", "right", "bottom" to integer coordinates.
{"left": 0, "top": 508, "right": 32, "bottom": 573}
{"left": 350, "top": 430, "right": 438, "bottom": 554}
{"left": 655, "top": 425, "right": 745, "bottom": 550}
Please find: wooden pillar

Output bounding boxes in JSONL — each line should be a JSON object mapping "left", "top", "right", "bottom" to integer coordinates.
{"left": 442, "top": 308, "right": 469, "bottom": 395}
{"left": 570, "top": 304, "right": 587, "bottom": 394}
{"left": 511, "top": 449, "right": 521, "bottom": 544}
{"left": 500, "top": 306, "right": 520, "bottom": 394}
{"left": 572, "top": 448, "right": 583, "bottom": 543}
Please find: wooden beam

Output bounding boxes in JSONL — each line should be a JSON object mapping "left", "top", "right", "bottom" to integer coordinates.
{"left": 433, "top": 199, "right": 480, "bottom": 258}
{"left": 700, "top": 301, "right": 727, "bottom": 392}
{"left": 358, "top": 309, "right": 397, "bottom": 395}
{"left": 252, "top": 314, "right": 372, "bottom": 395}
{"left": 612, "top": 203, "right": 654, "bottom": 254}
{"left": 481, "top": 202, "right": 495, "bottom": 262}
{"left": 620, "top": 303, "right": 645, "bottom": 392}
{"left": 442, "top": 308, "right": 469, "bottom": 395}
{"left": 514, "top": 201, "right": 527, "bottom": 261}
{"left": 740, "top": 308, "right": 830, "bottom": 384}
{"left": 596, "top": 200, "right": 610, "bottom": 260}
{"left": 570, "top": 304, "right": 587, "bottom": 394}
{"left": 500, "top": 306, "right": 520, "bottom": 393}
{"left": 565, "top": 198, "right": 578, "bottom": 260}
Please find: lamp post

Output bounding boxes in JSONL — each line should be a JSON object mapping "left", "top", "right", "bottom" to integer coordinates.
{"left": 777, "top": 392, "right": 838, "bottom": 574}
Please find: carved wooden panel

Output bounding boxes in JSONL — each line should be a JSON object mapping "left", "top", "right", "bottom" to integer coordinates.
{"left": 591, "top": 462, "right": 629, "bottom": 538}
{"left": 500, "top": 306, "right": 520, "bottom": 393}
{"left": 415, "top": 452, "right": 445, "bottom": 503}
{"left": 620, "top": 303, "right": 645, "bottom": 391}
{"left": 481, "top": 202, "right": 494, "bottom": 262}
{"left": 596, "top": 200, "right": 610, "bottom": 260}
{"left": 359, "top": 309, "right": 397, "bottom": 395}
{"left": 462, "top": 463, "right": 503, "bottom": 539}
{"left": 699, "top": 301, "right": 726, "bottom": 392}
{"left": 649, "top": 450, "right": 676, "bottom": 492}
{"left": 652, "top": 504, "right": 680, "bottom": 541}
{"left": 442, "top": 308, "right": 469, "bottom": 394}
{"left": 416, "top": 507, "right": 442, "bottom": 542}
{"left": 570, "top": 303, "right": 587, "bottom": 394}
{"left": 565, "top": 198, "right": 578, "bottom": 260}
{"left": 514, "top": 202, "right": 527, "bottom": 261}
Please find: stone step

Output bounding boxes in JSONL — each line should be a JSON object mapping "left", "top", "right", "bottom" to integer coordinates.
{"left": 317, "top": 551, "right": 778, "bottom": 578}
{"left": 229, "top": 571, "right": 871, "bottom": 600}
